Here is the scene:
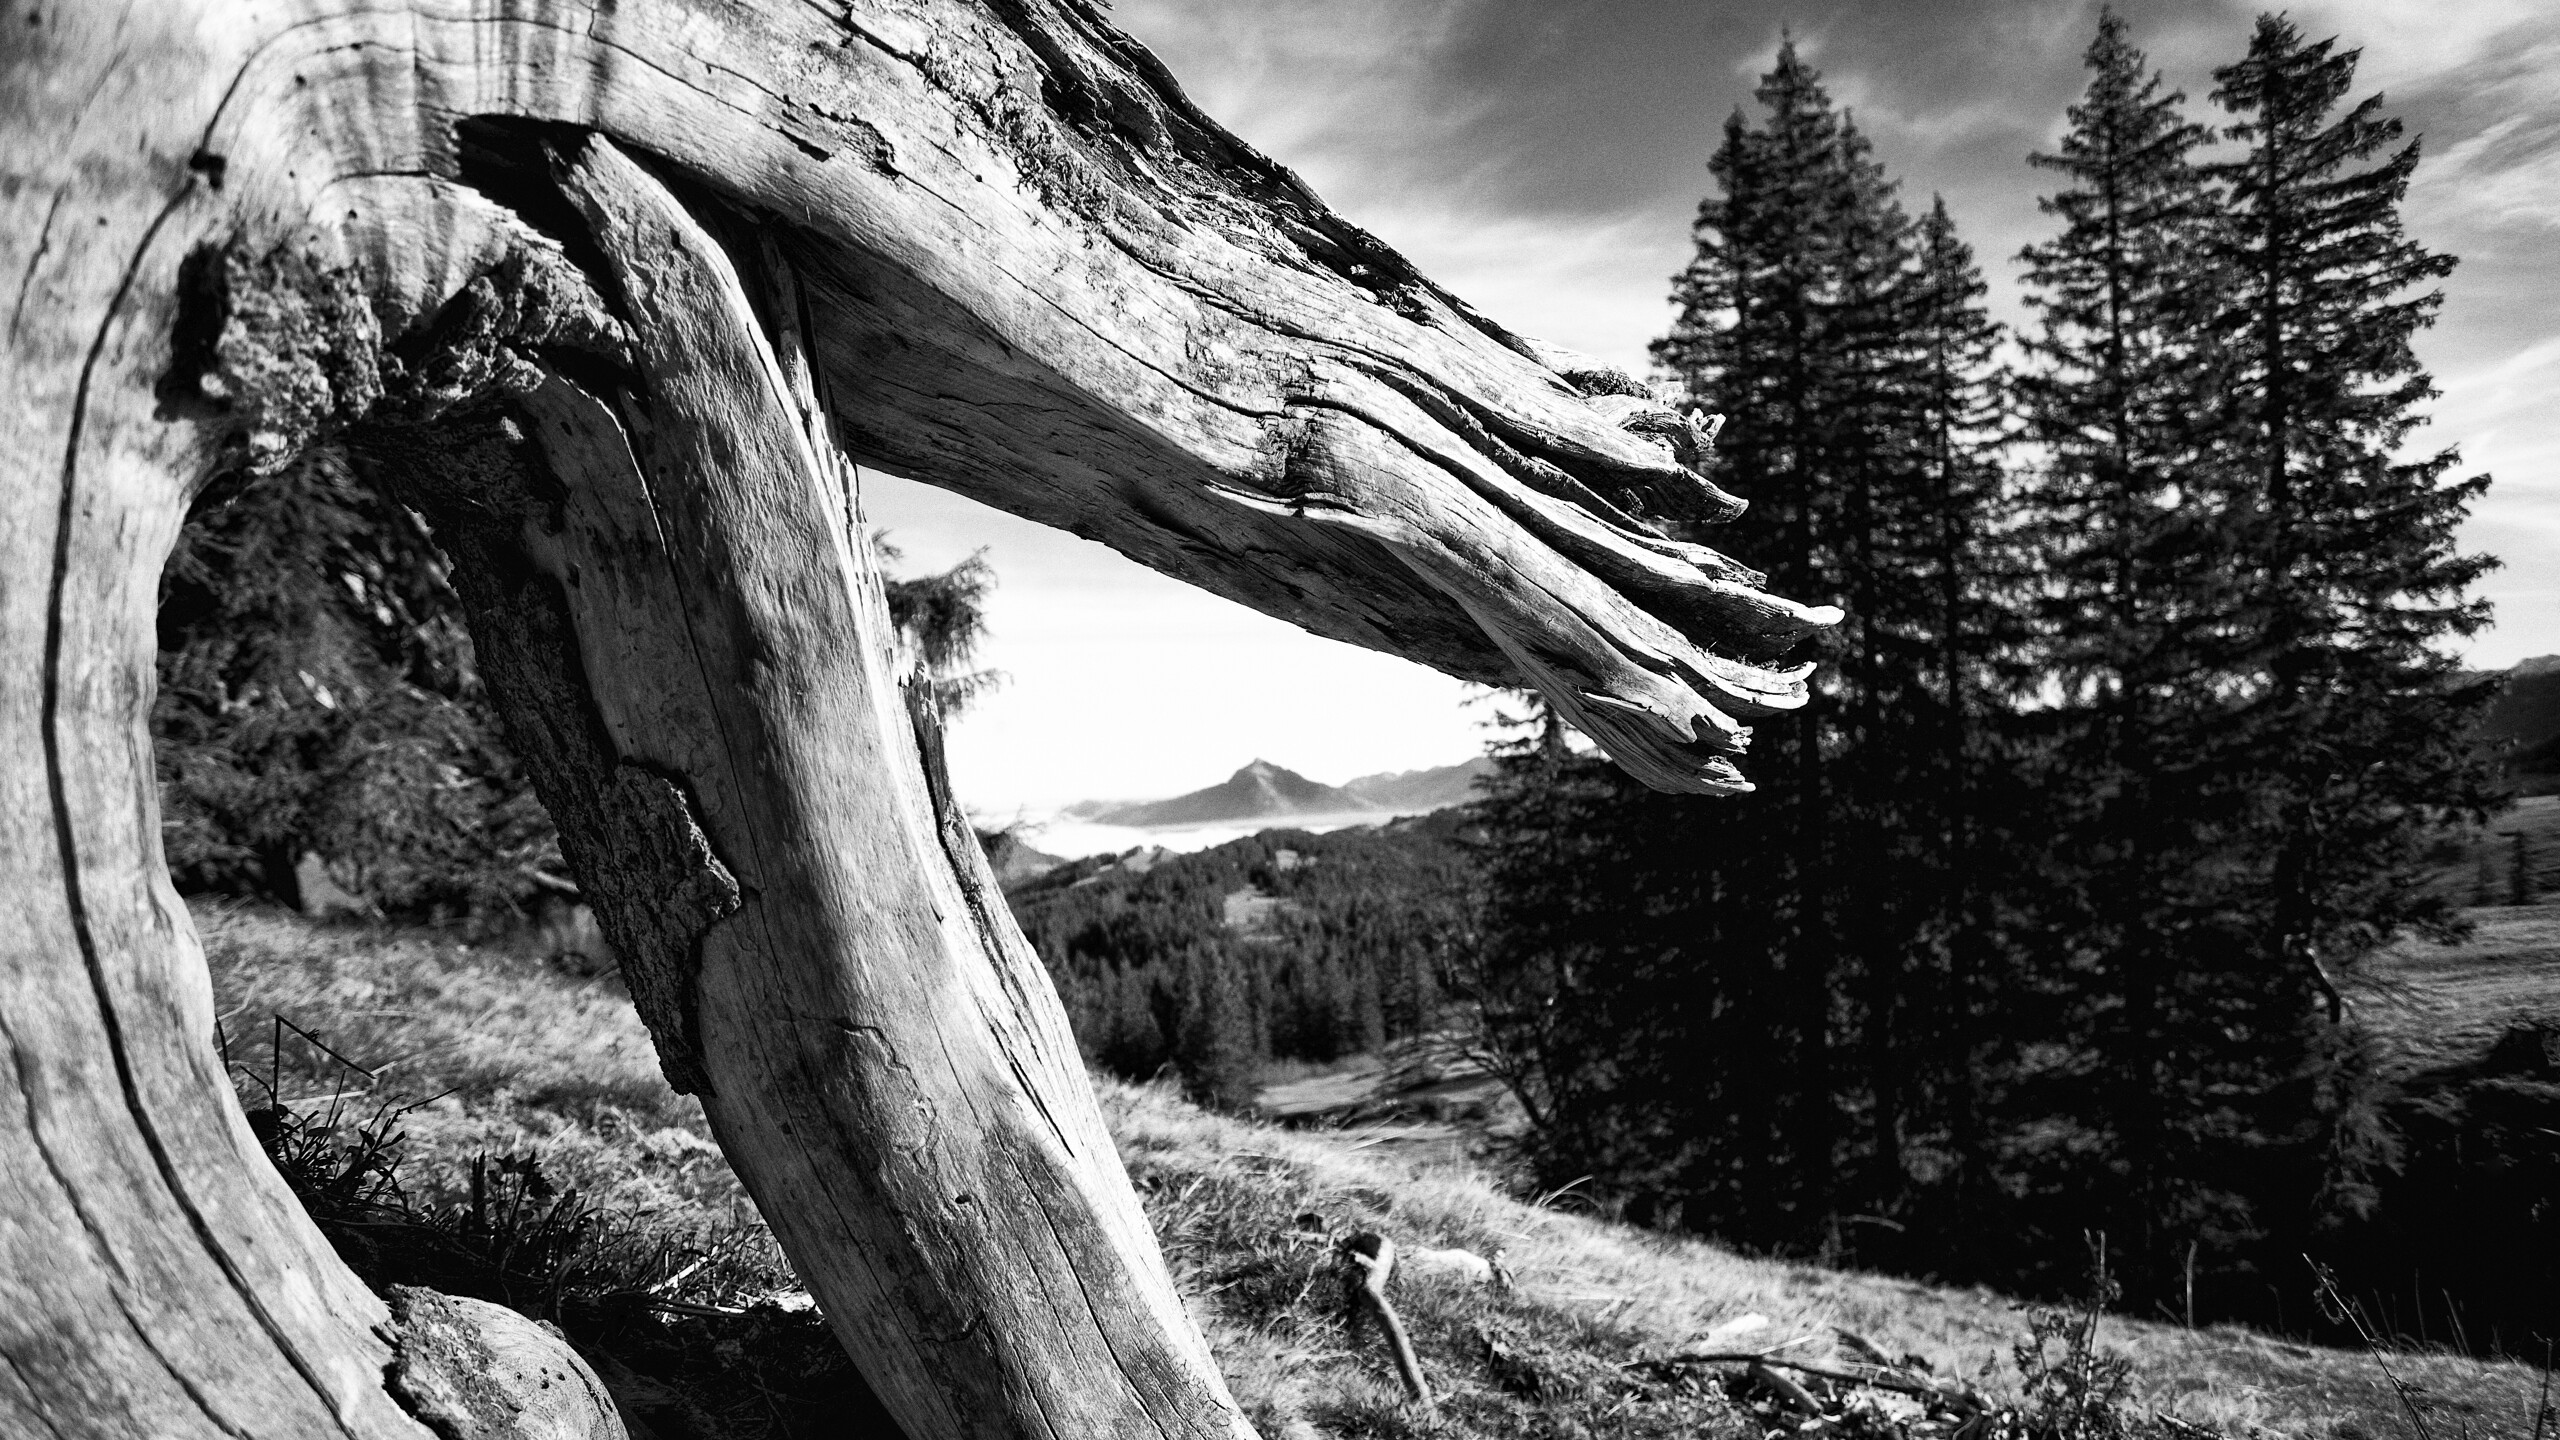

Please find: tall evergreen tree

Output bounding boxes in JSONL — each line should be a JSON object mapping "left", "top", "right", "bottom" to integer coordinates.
{"left": 2018, "top": 7, "right": 2231, "bottom": 712}
{"left": 2205, "top": 14, "right": 2501, "bottom": 979}
{"left": 2011, "top": 8, "right": 2249, "bottom": 1294}
{"left": 2190, "top": 21, "right": 2503, "bottom": 1301}
{"left": 1875, "top": 196, "right": 2030, "bottom": 1236}
{"left": 1469, "top": 7, "right": 2510, "bottom": 1329}
{"left": 1653, "top": 40, "right": 1932, "bottom": 1226}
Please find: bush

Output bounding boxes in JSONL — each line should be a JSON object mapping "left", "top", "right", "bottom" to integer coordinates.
{"left": 157, "top": 448, "right": 555, "bottom": 920}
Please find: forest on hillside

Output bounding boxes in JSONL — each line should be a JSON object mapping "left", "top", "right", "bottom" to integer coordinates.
{"left": 1005, "top": 814, "right": 1474, "bottom": 1107}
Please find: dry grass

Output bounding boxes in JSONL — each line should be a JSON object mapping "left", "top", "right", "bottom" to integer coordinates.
{"left": 202, "top": 900, "right": 2559, "bottom": 1440}
{"left": 1101, "top": 1078, "right": 2556, "bottom": 1440}
{"left": 201, "top": 899, "right": 751, "bottom": 1230}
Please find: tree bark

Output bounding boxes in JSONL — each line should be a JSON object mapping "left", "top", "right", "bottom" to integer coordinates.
{"left": 1, "top": 2, "right": 1833, "bottom": 1436}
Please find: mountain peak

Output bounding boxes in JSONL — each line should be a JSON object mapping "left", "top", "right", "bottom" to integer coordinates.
{"left": 1070, "top": 755, "right": 1496, "bottom": 830}
{"left": 1078, "top": 760, "right": 1365, "bottom": 828}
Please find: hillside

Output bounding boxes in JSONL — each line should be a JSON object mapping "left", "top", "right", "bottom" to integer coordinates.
{"left": 2413, "top": 793, "right": 2560, "bottom": 908}
{"left": 2476, "top": 656, "right": 2560, "bottom": 793}
{"left": 199, "top": 901, "right": 2555, "bottom": 1440}
{"left": 2370, "top": 793, "right": 2560, "bottom": 1076}
{"left": 2364, "top": 908, "right": 2560, "bottom": 1067}
{"left": 1008, "top": 812, "right": 1474, "bottom": 1089}
{"left": 2479, "top": 656, "right": 2560, "bottom": 749}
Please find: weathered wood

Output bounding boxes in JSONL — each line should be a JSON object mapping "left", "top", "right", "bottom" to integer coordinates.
{"left": 357, "top": 132, "right": 1252, "bottom": 1437}
{"left": 1, "top": 1, "right": 1832, "bottom": 1436}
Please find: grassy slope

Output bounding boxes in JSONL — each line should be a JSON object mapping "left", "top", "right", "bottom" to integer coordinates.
{"left": 2366, "top": 791, "right": 2560, "bottom": 1073}
{"left": 201, "top": 902, "right": 2556, "bottom": 1440}
{"left": 2361, "top": 905, "right": 2560, "bottom": 1074}
{"left": 2412, "top": 796, "right": 2560, "bottom": 907}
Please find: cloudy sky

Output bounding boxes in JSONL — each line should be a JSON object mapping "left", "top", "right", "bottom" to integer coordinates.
{"left": 872, "top": 0, "right": 2560, "bottom": 816}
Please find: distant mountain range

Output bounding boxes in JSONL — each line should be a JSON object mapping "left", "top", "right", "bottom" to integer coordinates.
{"left": 1066, "top": 756, "right": 1494, "bottom": 828}
{"left": 1341, "top": 757, "right": 1499, "bottom": 813}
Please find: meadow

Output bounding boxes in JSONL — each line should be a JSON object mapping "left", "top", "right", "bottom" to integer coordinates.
{"left": 202, "top": 900, "right": 2557, "bottom": 1440}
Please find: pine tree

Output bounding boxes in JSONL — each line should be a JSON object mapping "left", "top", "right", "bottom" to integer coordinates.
{"left": 1464, "top": 705, "right": 1719, "bottom": 1221}
{"left": 2017, "top": 7, "right": 2232, "bottom": 714}
{"left": 1655, "top": 39, "right": 1912, "bottom": 1225}
{"left": 878, "top": 538, "right": 1001, "bottom": 717}
{"left": 2200, "top": 28, "right": 2501, "bottom": 1302}
{"left": 1172, "top": 945, "right": 1259, "bottom": 1109}
{"left": 1877, "top": 196, "right": 2032, "bottom": 1234}
{"left": 1998, "top": 10, "right": 2502, "bottom": 1307}
{"left": 2205, "top": 14, "right": 2501, "bottom": 1000}
{"left": 2011, "top": 8, "right": 2246, "bottom": 1291}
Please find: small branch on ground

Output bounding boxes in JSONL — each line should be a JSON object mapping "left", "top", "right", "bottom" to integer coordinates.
{"left": 1340, "top": 1232, "right": 1436, "bottom": 1414}
{"left": 1643, "top": 1350, "right": 1985, "bottom": 1411}
{"left": 1752, "top": 1360, "right": 1824, "bottom": 1417}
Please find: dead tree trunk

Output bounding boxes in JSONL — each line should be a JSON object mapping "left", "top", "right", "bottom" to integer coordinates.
{"left": 0, "top": 2, "right": 1834, "bottom": 1436}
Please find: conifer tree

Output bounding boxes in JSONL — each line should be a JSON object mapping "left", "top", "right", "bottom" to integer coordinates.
{"left": 1881, "top": 196, "right": 2029, "bottom": 1227}
{"left": 2018, "top": 7, "right": 2230, "bottom": 712}
{"left": 1654, "top": 40, "right": 1935, "bottom": 1222}
{"left": 2012, "top": 8, "right": 2243, "bottom": 1289}
{"left": 2188, "top": 17, "right": 2505, "bottom": 1293}
{"left": 2205, "top": 14, "right": 2501, "bottom": 996}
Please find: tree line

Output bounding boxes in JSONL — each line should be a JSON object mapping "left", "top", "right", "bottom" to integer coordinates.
{"left": 1007, "top": 816, "right": 1472, "bottom": 1107}
{"left": 1464, "top": 10, "right": 2518, "bottom": 1339}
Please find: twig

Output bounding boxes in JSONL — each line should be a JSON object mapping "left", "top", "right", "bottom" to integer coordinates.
{"left": 627, "top": 1296, "right": 745, "bottom": 1319}
{"left": 2529, "top": 1337, "right": 2551, "bottom": 1440}
{"left": 1340, "top": 1233, "right": 1434, "bottom": 1414}
{"left": 2310, "top": 1257, "right": 2436, "bottom": 1440}
{"left": 1752, "top": 1361, "right": 1823, "bottom": 1417}
{"left": 275, "top": 1013, "right": 380, "bottom": 1081}
{"left": 1644, "top": 1350, "right": 1974, "bottom": 1406}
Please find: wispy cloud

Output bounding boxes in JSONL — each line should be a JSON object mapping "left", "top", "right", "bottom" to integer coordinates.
{"left": 2264, "top": 0, "right": 2551, "bottom": 90}
{"left": 2408, "top": 92, "right": 2560, "bottom": 234}
{"left": 1353, "top": 206, "right": 1686, "bottom": 372}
